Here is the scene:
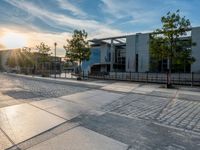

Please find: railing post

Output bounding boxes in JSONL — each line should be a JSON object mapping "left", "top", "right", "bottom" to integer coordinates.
{"left": 146, "top": 71, "right": 148, "bottom": 83}
{"left": 167, "top": 70, "right": 169, "bottom": 87}
{"left": 191, "top": 72, "right": 194, "bottom": 87}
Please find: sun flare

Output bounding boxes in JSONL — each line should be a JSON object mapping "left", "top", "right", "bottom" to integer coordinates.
{"left": 0, "top": 32, "right": 27, "bottom": 49}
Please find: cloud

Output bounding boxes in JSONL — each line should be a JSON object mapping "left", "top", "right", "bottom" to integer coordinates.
{"left": 99, "top": 0, "right": 195, "bottom": 25}
{"left": 3, "top": 0, "right": 123, "bottom": 38}
{"left": 56, "top": 0, "right": 87, "bottom": 17}
{"left": 100, "top": 0, "right": 158, "bottom": 23}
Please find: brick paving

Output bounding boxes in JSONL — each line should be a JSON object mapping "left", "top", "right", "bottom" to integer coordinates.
{"left": 0, "top": 74, "right": 88, "bottom": 108}
{"left": 102, "top": 93, "right": 170, "bottom": 120}
{"left": 102, "top": 89, "right": 200, "bottom": 133}
{"left": 157, "top": 99, "right": 200, "bottom": 132}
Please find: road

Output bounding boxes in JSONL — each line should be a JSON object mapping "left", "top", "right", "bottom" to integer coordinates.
{"left": 0, "top": 73, "right": 200, "bottom": 150}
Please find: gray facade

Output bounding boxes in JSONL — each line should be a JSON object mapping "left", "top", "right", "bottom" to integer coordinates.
{"left": 126, "top": 33, "right": 149, "bottom": 72}
{"left": 89, "top": 27, "right": 200, "bottom": 73}
{"left": 191, "top": 27, "right": 200, "bottom": 72}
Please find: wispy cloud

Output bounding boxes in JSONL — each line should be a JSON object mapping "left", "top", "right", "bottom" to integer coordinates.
{"left": 56, "top": 0, "right": 87, "bottom": 17}
{"left": 100, "top": 0, "right": 158, "bottom": 23}
{"left": 0, "top": 0, "right": 124, "bottom": 54}
{"left": 3, "top": 0, "right": 123, "bottom": 37}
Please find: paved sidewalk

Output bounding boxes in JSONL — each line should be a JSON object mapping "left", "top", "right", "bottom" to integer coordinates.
{"left": 0, "top": 73, "right": 200, "bottom": 150}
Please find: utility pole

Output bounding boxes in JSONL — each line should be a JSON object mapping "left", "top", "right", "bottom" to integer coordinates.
{"left": 54, "top": 42, "right": 57, "bottom": 78}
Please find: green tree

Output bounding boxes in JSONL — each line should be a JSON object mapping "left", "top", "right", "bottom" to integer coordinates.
{"left": 64, "top": 30, "right": 91, "bottom": 72}
{"left": 36, "top": 42, "right": 51, "bottom": 76}
{"left": 19, "top": 47, "right": 35, "bottom": 68}
{"left": 150, "top": 10, "right": 195, "bottom": 86}
{"left": 6, "top": 48, "right": 36, "bottom": 74}
{"left": 6, "top": 49, "right": 20, "bottom": 68}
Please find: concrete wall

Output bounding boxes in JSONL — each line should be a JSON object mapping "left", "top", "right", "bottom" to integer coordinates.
{"left": 126, "top": 33, "right": 150, "bottom": 72}
{"left": 192, "top": 27, "right": 200, "bottom": 73}
{"left": 126, "top": 35, "right": 136, "bottom": 72}
{"left": 137, "top": 33, "right": 150, "bottom": 72}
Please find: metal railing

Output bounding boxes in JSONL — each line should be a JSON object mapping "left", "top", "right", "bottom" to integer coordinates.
{"left": 87, "top": 72, "right": 200, "bottom": 86}
{"left": 9, "top": 68, "right": 200, "bottom": 86}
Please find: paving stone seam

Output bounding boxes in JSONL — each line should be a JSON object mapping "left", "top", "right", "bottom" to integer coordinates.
{"left": 6, "top": 73, "right": 184, "bottom": 99}
{"left": 165, "top": 101, "right": 196, "bottom": 125}
{"left": 6, "top": 121, "right": 80, "bottom": 150}
{"left": 161, "top": 101, "right": 190, "bottom": 120}
{"left": 106, "top": 96, "right": 145, "bottom": 113}
{"left": 186, "top": 108, "right": 200, "bottom": 129}
{"left": 175, "top": 103, "right": 200, "bottom": 127}
{"left": 0, "top": 127, "right": 15, "bottom": 147}
{"left": 6, "top": 73, "right": 103, "bottom": 89}
{"left": 153, "top": 89, "right": 179, "bottom": 121}
{"left": 26, "top": 102, "right": 68, "bottom": 121}
{"left": 157, "top": 100, "right": 188, "bottom": 120}
{"left": 154, "top": 121, "right": 200, "bottom": 136}
{"left": 191, "top": 112, "right": 200, "bottom": 131}
{"left": 130, "top": 99, "right": 168, "bottom": 115}
{"left": 110, "top": 111, "right": 200, "bottom": 136}
{"left": 0, "top": 110, "right": 19, "bottom": 145}
{"left": 101, "top": 94, "right": 141, "bottom": 110}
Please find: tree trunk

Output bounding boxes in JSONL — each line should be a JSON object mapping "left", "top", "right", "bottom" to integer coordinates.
{"left": 167, "top": 38, "right": 173, "bottom": 88}
{"left": 79, "top": 60, "right": 82, "bottom": 73}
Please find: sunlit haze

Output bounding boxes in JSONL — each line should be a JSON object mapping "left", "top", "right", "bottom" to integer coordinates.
{"left": 0, "top": 32, "right": 27, "bottom": 49}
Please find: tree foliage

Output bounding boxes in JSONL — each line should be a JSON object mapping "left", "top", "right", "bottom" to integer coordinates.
{"left": 36, "top": 42, "right": 52, "bottom": 76}
{"left": 64, "top": 30, "right": 91, "bottom": 65}
{"left": 19, "top": 47, "right": 35, "bottom": 68}
{"left": 36, "top": 42, "right": 51, "bottom": 63}
{"left": 6, "top": 49, "right": 20, "bottom": 68}
{"left": 6, "top": 48, "right": 35, "bottom": 73}
{"left": 150, "top": 10, "right": 195, "bottom": 73}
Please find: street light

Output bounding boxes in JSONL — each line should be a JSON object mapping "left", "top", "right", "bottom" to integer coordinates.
{"left": 54, "top": 42, "right": 57, "bottom": 78}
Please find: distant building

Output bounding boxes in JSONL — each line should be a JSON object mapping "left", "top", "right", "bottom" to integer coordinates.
{"left": 0, "top": 49, "right": 16, "bottom": 71}
{"left": 82, "top": 27, "right": 200, "bottom": 74}
{"left": 0, "top": 49, "right": 62, "bottom": 74}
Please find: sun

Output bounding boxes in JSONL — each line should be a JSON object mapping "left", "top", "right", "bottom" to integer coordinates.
{"left": 0, "top": 32, "right": 27, "bottom": 49}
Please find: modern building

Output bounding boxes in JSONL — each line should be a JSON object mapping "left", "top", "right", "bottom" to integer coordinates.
{"left": 82, "top": 27, "right": 200, "bottom": 74}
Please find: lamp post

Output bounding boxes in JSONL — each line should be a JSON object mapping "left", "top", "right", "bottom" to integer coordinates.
{"left": 54, "top": 42, "right": 57, "bottom": 78}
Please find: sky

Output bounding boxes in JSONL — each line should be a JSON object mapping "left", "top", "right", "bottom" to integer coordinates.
{"left": 0, "top": 0, "right": 200, "bottom": 56}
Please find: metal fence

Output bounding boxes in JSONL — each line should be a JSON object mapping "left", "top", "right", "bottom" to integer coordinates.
{"left": 11, "top": 67, "right": 200, "bottom": 86}
{"left": 87, "top": 72, "right": 200, "bottom": 86}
